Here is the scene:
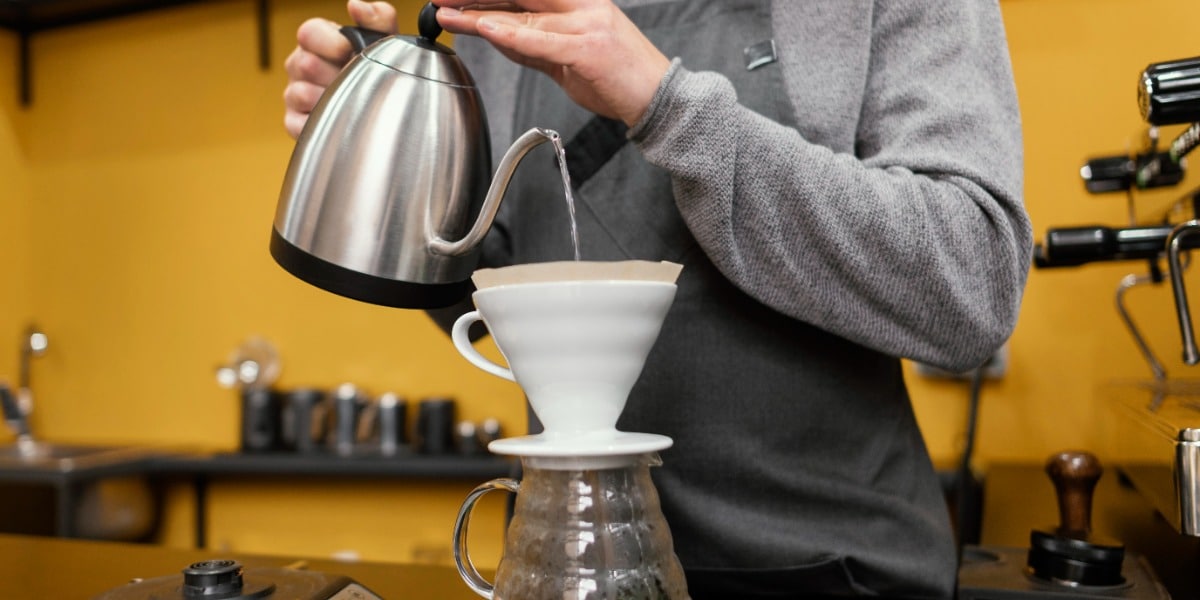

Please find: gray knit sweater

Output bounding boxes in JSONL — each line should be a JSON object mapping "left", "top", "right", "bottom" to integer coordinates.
{"left": 460, "top": 0, "right": 1030, "bottom": 373}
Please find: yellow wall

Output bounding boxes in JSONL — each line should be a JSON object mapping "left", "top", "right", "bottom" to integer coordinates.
{"left": 0, "top": 0, "right": 1197, "bottom": 566}
{"left": 1, "top": 0, "right": 520, "bottom": 565}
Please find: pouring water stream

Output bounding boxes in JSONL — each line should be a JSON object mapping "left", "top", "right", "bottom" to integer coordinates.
{"left": 550, "top": 136, "right": 581, "bottom": 261}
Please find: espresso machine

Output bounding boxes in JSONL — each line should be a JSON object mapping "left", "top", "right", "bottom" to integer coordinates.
{"left": 1035, "top": 54, "right": 1200, "bottom": 536}
{"left": 1007, "top": 55, "right": 1200, "bottom": 599}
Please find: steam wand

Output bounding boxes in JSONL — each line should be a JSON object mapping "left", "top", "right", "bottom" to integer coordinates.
{"left": 1166, "top": 221, "right": 1200, "bottom": 364}
{"left": 1115, "top": 263, "right": 1168, "bottom": 382}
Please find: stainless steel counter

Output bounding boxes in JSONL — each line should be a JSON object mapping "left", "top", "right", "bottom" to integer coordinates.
{"left": 1102, "top": 379, "right": 1200, "bottom": 536}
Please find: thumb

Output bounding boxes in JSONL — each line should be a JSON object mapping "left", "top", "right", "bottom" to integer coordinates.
{"left": 347, "top": 0, "right": 399, "bottom": 34}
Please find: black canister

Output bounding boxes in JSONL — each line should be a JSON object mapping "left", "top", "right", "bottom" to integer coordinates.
{"left": 414, "top": 397, "right": 456, "bottom": 455}
{"left": 455, "top": 421, "right": 481, "bottom": 456}
{"left": 280, "top": 388, "right": 327, "bottom": 453}
{"left": 377, "top": 392, "right": 407, "bottom": 456}
{"left": 240, "top": 388, "right": 282, "bottom": 453}
{"left": 329, "top": 383, "right": 365, "bottom": 457}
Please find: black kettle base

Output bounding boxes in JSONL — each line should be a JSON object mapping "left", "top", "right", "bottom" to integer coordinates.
{"left": 270, "top": 228, "right": 470, "bottom": 309}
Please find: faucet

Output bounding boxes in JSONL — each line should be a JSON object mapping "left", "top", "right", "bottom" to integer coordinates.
{"left": 19, "top": 324, "right": 48, "bottom": 399}
{"left": 3, "top": 324, "right": 47, "bottom": 444}
{"left": 1115, "top": 271, "right": 1168, "bottom": 383}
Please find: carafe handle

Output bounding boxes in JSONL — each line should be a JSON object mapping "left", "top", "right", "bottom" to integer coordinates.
{"left": 453, "top": 478, "right": 521, "bottom": 599}
{"left": 451, "top": 311, "right": 516, "bottom": 381}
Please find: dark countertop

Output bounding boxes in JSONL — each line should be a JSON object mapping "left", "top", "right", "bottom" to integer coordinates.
{"left": 0, "top": 460, "right": 1196, "bottom": 598}
{"left": 0, "top": 532, "right": 483, "bottom": 599}
{"left": 971, "top": 461, "right": 1200, "bottom": 600}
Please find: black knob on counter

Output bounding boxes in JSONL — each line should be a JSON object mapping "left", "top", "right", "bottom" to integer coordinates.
{"left": 182, "top": 560, "right": 244, "bottom": 598}
{"left": 1139, "top": 55, "right": 1200, "bottom": 125}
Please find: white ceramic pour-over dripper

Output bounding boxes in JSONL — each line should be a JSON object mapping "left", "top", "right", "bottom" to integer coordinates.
{"left": 451, "top": 261, "right": 680, "bottom": 457}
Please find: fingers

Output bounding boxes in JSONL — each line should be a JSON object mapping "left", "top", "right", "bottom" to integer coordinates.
{"left": 284, "top": 80, "right": 327, "bottom": 116}
{"left": 294, "top": 17, "right": 353, "bottom": 65}
{"left": 347, "top": 0, "right": 399, "bottom": 33}
{"left": 450, "top": 11, "right": 581, "bottom": 66}
{"left": 284, "top": 109, "right": 310, "bottom": 139}
{"left": 283, "top": 78, "right": 330, "bottom": 138}
{"left": 435, "top": 0, "right": 668, "bottom": 126}
{"left": 435, "top": 0, "right": 554, "bottom": 12}
{"left": 282, "top": 2, "right": 399, "bottom": 138}
{"left": 283, "top": 21, "right": 349, "bottom": 139}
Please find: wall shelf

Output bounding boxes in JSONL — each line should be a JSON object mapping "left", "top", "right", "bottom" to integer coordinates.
{"left": 0, "top": 0, "right": 271, "bottom": 106}
{"left": 160, "top": 451, "right": 516, "bottom": 550}
{"left": 0, "top": 447, "right": 514, "bottom": 545}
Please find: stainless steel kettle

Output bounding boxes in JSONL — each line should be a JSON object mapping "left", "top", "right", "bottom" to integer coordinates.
{"left": 272, "top": 2, "right": 558, "bottom": 308}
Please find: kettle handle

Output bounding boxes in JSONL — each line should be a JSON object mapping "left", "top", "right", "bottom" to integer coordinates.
{"left": 453, "top": 478, "right": 521, "bottom": 599}
{"left": 339, "top": 26, "right": 389, "bottom": 54}
{"left": 340, "top": 3, "right": 442, "bottom": 52}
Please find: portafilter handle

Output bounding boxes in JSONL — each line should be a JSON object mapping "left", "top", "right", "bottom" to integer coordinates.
{"left": 1166, "top": 220, "right": 1200, "bottom": 365}
{"left": 1140, "top": 55, "right": 1200, "bottom": 126}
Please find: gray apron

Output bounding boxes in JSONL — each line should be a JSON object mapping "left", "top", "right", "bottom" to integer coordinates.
{"left": 478, "top": 1, "right": 957, "bottom": 597}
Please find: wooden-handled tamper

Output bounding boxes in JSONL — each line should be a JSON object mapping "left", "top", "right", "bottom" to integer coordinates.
{"left": 1026, "top": 451, "right": 1126, "bottom": 586}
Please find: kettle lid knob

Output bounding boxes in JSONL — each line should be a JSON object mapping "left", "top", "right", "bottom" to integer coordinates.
{"left": 418, "top": 3, "right": 443, "bottom": 42}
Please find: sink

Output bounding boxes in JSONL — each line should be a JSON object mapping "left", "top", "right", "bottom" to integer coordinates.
{"left": 0, "top": 441, "right": 156, "bottom": 472}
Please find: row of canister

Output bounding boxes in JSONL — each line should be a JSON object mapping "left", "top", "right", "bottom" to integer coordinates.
{"left": 239, "top": 383, "right": 502, "bottom": 457}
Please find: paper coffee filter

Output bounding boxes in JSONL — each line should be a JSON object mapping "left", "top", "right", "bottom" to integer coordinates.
{"left": 471, "top": 260, "right": 683, "bottom": 289}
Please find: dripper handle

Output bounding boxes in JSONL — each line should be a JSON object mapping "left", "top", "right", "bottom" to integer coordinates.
{"left": 451, "top": 311, "right": 516, "bottom": 381}
{"left": 453, "top": 478, "right": 521, "bottom": 599}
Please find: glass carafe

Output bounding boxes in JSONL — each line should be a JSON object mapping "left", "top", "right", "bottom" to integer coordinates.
{"left": 453, "top": 453, "right": 690, "bottom": 599}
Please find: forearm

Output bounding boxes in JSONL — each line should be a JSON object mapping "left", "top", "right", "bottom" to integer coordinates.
{"left": 631, "top": 34, "right": 1030, "bottom": 372}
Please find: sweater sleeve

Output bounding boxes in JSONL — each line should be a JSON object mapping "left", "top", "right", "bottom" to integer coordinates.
{"left": 629, "top": 1, "right": 1031, "bottom": 372}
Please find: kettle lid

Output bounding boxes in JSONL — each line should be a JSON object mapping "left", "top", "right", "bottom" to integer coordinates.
{"left": 355, "top": 3, "right": 475, "bottom": 87}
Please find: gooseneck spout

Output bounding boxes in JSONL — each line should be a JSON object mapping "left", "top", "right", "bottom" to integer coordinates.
{"left": 430, "top": 128, "right": 560, "bottom": 257}
{"left": 1167, "top": 220, "right": 1200, "bottom": 365}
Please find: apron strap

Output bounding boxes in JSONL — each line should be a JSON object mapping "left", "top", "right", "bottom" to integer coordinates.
{"left": 564, "top": 115, "right": 630, "bottom": 188}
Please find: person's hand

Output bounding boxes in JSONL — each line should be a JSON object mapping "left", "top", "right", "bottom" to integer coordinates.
{"left": 283, "top": 1, "right": 399, "bottom": 138}
{"left": 435, "top": 0, "right": 671, "bottom": 127}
